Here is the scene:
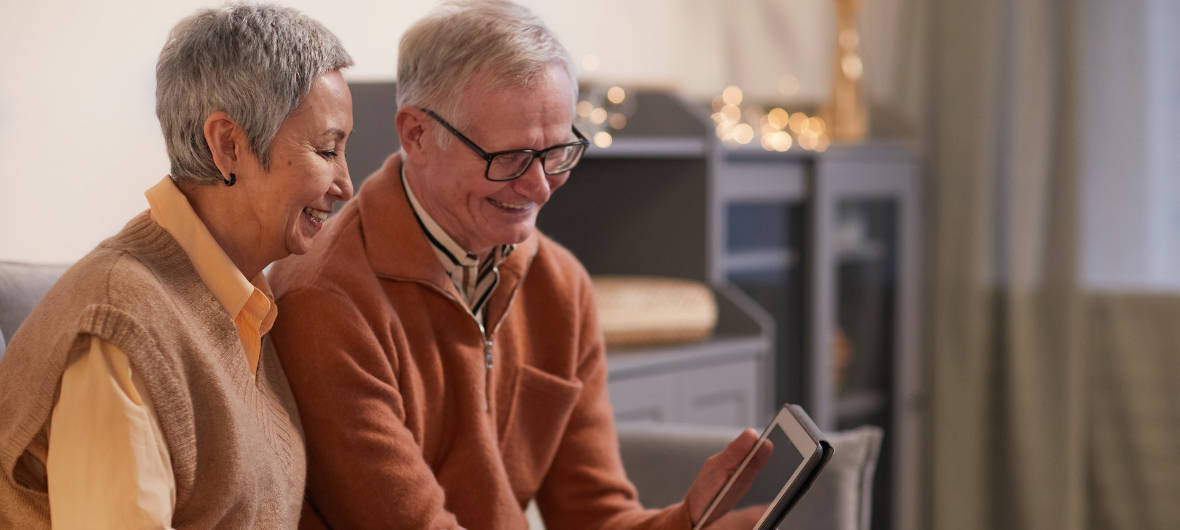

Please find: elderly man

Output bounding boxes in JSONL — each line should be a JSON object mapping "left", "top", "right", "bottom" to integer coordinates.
{"left": 269, "top": 1, "right": 762, "bottom": 528}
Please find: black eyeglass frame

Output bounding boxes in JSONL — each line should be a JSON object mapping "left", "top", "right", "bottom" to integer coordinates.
{"left": 419, "top": 107, "right": 590, "bottom": 182}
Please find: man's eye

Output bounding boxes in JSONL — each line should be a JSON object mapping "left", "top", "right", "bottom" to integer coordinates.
{"left": 318, "top": 150, "right": 339, "bottom": 159}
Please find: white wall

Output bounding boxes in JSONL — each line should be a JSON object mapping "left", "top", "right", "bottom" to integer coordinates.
{"left": 1147, "top": 0, "right": 1180, "bottom": 289}
{"left": 1079, "top": 0, "right": 1180, "bottom": 290}
{"left": 1, "top": 0, "right": 917, "bottom": 263}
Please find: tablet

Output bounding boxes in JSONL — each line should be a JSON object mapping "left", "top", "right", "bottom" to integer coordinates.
{"left": 692, "top": 404, "right": 833, "bottom": 530}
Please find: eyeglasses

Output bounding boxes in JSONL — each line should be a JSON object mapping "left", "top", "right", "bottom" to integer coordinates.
{"left": 419, "top": 107, "right": 589, "bottom": 182}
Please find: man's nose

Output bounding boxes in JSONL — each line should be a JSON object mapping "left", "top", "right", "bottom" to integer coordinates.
{"left": 511, "top": 157, "right": 551, "bottom": 204}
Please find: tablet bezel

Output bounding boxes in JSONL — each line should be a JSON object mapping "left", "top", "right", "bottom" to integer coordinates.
{"left": 751, "top": 404, "right": 831, "bottom": 530}
{"left": 691, "top": 403, "right": 830, "bottom": 530}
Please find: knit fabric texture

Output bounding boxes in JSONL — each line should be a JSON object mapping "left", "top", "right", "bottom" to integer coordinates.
{"left": 0, "top": 212, "right": 306, "bottom": 529}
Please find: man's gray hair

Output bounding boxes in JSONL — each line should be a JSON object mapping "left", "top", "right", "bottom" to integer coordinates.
{"left": 156, "top": 3, "right": 353, "bottom": 184}
{"left": 397, "top": 0, "right": 576, "bottom": 146}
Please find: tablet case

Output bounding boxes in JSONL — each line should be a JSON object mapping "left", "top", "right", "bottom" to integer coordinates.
{"left": 757, "top": 439, "right": 834, "bottom": 530}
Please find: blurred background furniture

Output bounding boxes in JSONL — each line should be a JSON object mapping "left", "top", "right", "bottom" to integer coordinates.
{"left": 718, "top": 141, "right": 921, "bottom": 530}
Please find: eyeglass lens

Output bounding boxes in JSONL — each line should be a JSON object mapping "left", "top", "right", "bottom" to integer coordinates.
{"left": 488, "top": 144, "right": 585, "bottom": 181}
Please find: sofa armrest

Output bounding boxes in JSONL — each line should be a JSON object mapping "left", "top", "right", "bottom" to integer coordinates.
{"left": 0, "top": 261, "right": 71, "bottom": 345}
{"left": 617, "top": 422, "right": 883, "bottom": 530}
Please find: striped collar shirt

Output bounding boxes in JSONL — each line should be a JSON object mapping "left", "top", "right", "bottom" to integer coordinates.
{"left": 401, "top": 166, "right": 514, "bottom": 324}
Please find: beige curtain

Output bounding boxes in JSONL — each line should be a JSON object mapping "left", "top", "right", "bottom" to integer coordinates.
{"left": 1085, "top": 293, "right": 1180, "bottom": 529}
{"left": 925, "top": 0, "right": 1180, "bottom": 529}
{"left": 926, "top": 0, "right": 1085, "bottom": 527}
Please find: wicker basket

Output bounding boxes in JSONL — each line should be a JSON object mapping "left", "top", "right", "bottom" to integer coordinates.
{"left": 591, "top": 275, "right": 718, "bottom": 349}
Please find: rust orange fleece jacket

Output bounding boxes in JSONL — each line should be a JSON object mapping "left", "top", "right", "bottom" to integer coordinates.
{"left": 268, "top": 154, "right": 692, "bottom": 530}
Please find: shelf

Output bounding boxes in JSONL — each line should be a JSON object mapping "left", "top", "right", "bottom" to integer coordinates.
{"left": 720, "top": 139, "right": 919, "bottom": 163}
{"left": 607, "top": 286, "right": 770, "bottom": 381}
{"left": 607, "top": 335, "right": 765, "bottom": 379}
{"left": 835, "top": 241, "right": 884, "bottom": 263}
{"left": 723, "top": 249, "right": 797, "bottom": 274}
{"left": 584, "top": 136, "right": 709, "bottom": 159}
{"left": 604, "top": 284, "right": 774, "bottom": 428}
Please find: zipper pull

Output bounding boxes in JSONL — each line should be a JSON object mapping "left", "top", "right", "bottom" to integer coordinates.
{"left": 483, "top": 339, "right": 494, "bottom": 413}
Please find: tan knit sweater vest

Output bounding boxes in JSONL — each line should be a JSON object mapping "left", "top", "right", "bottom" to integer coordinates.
{"left": 0, "top": 212, "right": 306, "bottom": 529}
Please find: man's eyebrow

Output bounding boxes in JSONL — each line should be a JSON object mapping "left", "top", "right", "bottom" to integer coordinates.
{"left": 323, "top": 128, "right": 347, "bottom": 141}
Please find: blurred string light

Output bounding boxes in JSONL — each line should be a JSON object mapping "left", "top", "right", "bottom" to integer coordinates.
{"left": 606, "top": 86, "right": 626, "bottom": 104}
{"left": 574, "top": 77, "right": 636, "bottom": 149}
{"left": 710, "top": 84, "right": 831, "bottom": 152}
{"left": 589, "top": 107, "right": 608, "bottom": 124}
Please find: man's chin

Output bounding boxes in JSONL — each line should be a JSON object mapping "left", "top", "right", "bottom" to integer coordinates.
{"left": 489, "top": 226, "right": 534, "bottom": 247}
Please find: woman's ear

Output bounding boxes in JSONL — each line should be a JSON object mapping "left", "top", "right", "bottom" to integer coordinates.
{"left": 395, "top": 107, "right": 429, "bottom": 159}
{"left": 203, "top": 111, "right": 242, "bottom": 177}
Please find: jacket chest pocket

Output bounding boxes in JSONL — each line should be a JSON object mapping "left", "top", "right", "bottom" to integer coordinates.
{"left": 498, "top": 364, "right": 583, "bottom": 502}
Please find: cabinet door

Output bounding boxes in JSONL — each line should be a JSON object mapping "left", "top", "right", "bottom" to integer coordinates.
{"left": 608, "top": 375, "right": 676, "bottom": 424}
{"left": 608, "top": 357, "right": 762, "bottom": 428}
{"left": 813, "top": 155, "right": 922, "bottom": 530}
{"left": 675, "top": 360, "right": 760, "bottom": 427}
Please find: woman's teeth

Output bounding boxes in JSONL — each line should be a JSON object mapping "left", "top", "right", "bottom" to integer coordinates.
{"left": 303, "top": 207, "right": 329, "bottom": 221}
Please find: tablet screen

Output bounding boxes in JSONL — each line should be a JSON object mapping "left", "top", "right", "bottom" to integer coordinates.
{"left": 733, "top": 423, "right": 805, "bottom": 509}
{"left": 693, "top": 404, "right": 829, "bottom": 530}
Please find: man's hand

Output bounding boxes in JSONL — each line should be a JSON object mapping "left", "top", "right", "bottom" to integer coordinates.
{"left": 684, "top": 428, "right": 774, "bottom": 528}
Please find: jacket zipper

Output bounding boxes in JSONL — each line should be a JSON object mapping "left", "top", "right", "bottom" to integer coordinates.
{"left": 383, "top": 274, "right": 531, "bottom": 414}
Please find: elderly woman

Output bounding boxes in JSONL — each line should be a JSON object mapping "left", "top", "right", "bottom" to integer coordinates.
{"left": 0, "top": 4, "right": 352, "bottom": 528}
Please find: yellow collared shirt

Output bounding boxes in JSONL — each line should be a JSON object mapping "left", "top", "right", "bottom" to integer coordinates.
{"left": 46, "top": 177, "right": 275, "bottom": 528}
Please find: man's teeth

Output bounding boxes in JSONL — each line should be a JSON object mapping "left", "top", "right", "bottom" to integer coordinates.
{"left": 489, "top": 198, "right": 528, "bottom": 210}
{"left": 303, "top": 207, "right": 329, "bottom": 221}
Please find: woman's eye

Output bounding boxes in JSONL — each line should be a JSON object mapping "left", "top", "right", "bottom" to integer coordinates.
{"left": 318, "top": 149, "right": 339, "bottom": 159}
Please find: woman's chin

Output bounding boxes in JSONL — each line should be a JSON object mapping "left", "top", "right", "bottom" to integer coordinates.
{"left": 285, "top": 237, "right": 315, "bottom": 257}
{"left": 286, "top": 213, "right": 325, "bottom": 255}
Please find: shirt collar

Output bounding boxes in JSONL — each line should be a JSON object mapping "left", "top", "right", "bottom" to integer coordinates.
{"left": 144, "top": 177, "right": 277, "bottom": 372}
{"left": 356, "top": 154, "right": 540, "bottom": 327}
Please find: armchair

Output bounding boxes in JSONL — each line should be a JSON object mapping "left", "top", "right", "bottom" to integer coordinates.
{"left": 0, "top": 261, "right": 70, "bottom": 357}
{"left": 526, "top": 423, "right": 883, "bottom": 529}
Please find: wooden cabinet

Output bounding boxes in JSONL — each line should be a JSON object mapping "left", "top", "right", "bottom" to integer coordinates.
{"left": 716, "top": 142, "right": 923, "bottom": 530}
{"left": 547, "top": 88, "right": 924, "bottom": 530}
{"left": 604, "top": 285, "right": 771, "bottom": 428}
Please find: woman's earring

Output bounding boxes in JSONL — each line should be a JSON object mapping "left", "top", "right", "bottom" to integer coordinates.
{"left": 222, "top": 172, "right": 236, "bottom": 187}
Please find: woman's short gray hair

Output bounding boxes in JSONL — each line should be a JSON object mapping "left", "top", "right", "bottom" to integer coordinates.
{"left": 156, "top": 3, "right": 353, "bottom": 184}
{"left": 397, "top": 0, "right": 576, "bottom": 146}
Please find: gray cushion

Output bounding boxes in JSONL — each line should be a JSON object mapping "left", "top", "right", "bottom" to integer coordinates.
{"left": 617, "top": 422, "right": 882, "bottom": 530}
{"left": 0, "top": 261, "right": 71, "bottom": 352}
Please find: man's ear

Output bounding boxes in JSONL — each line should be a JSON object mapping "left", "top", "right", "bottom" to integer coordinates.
{"left": 395, "top": 107, "right": 429, "bottom": 159}
{"left": 203, "top": 111, "right": 242, "bottom": 178}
